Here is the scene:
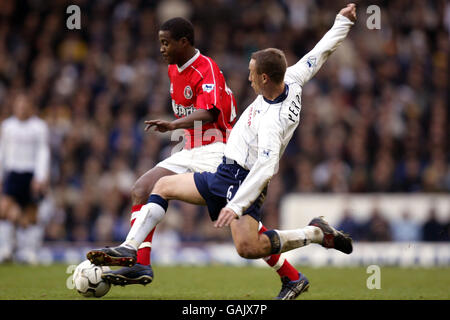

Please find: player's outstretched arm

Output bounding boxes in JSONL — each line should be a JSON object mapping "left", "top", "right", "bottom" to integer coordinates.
{"left": 286, "top": 3, "right": 357, "bottom": 86}
{"left": 144, "top": 109, "right": 217, "bottom": 132}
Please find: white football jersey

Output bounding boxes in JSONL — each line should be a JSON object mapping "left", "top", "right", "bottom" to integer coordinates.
{"left": 224, "top": 14, "right": 354, "bottom": 216}
{"left": 0, "top": 115, "right": 50, "bottom": 182}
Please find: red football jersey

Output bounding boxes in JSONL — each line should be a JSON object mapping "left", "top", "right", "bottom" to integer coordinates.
{"left": 168, "top": 50, "right": 237, "bottom": 149}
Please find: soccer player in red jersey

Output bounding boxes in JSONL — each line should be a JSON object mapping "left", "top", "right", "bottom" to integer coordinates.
{"left": 100, "top": 17, "right": 302, "bottom": 297}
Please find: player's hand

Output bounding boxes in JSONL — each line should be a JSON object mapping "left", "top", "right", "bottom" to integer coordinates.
{"left": 31, "top": 179, "right": 47, "bottom": 199}
{"left": 339, "top": 3, "right": 357, "bottom": 22}
{"left": 144, "top": 120, "right": 176, "bottom": 133}
{"left": 214, "top": 207, "right": 238, "bottom": 228}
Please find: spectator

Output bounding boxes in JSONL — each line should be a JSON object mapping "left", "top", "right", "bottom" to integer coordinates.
{"left": 337, "top": 208, "right": 362, "bottom": 241}
{"left": 362, "top": 206, "right": 392, "bottom": 242}
{"left": 422, "top": 207, "right": 446, "bottom": 241}
{"left": 391, "top": 210, "right": 421, "bottom": 242}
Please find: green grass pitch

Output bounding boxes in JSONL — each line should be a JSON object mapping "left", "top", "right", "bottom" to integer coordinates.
{"left": 0, "top": 264, "right": 449, "bottom": 300}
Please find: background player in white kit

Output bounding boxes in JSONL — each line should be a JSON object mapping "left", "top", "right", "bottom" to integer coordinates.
{"left": 88, "top": 4, "right": 357, "bottom": 299}
{"left": 0, "top": 93, "right": 50, "bottom": 263}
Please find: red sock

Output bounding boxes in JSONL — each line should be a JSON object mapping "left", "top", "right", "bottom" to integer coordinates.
{"left": 130, "top": 205, "right": 143, "bottom": 227}
{"left": 136, "top": 227, "right": 155, "bottom": 265}
{"left": 259, "top": 224, "right": 300, "bottom": 281}
{"left": 130, "top": 204, "right": 155, "bottom": 266}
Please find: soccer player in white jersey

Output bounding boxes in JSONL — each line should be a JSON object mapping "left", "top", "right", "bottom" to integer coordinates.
{"left": 88, "top": 4, "right": 357, "bottom": 299}
{"left": 0, "top": 93, "right": 50, "bottom": 263}
{"left": 102, "top": 17, "right": 303, "bottom": 294}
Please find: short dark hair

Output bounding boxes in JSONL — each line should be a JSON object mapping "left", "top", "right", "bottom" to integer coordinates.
{"left": 251, "top": 48, "right": 287, "bottom": 84}
{"left": 160, "top": 17, "right": 195, "bottom": 46}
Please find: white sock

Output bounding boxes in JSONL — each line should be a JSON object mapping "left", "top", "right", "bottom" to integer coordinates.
{"left": 303, "top": 226, "right": 324, "bottom": 243}
{"left": 122, "top": 202, "right": 166, "bottom": 250}
{"left": 276, "top": 226, "right": 323, "bottom": 253}
{"left": 0, "top": 221, "right": 15, "bottom": 259}
{"left": 14, "top": 225, "right": 43, "bottom": 264}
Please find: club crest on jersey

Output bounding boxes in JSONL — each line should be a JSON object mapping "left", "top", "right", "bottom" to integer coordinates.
{"left": 261, "top": 149, "right": 271, "bottom": 158}
{"left": 202, "top": 83, "right": 215, "bottom": 93}
{"left": 306, "top": 56, "right": 317, "bottom": 68}
{"left": 184, "top": 85, "right": 193, "bottom": 99}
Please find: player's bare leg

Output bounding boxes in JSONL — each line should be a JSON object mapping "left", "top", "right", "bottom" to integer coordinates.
{"left": 100, "top": 166, "right": 175, "bottom": 284}
{"left": 227, "top": 214, "right": 352, "bottom": 299}
{"left": 0, "top": 196, "right": 21, "bottom": 223}
{"left": 152, "top": 173, "right": 206, "bottom": 204}
{"left": 20, "top": 204, "right": 38, "bottom": 228}
{"left": 228, "top": 216, "right": 352, "bottom": 258}
{"left": 158, "top": 176, "right": 308, "bottom": 298}
{"left": 87, "top": 173, "right": 204, "bottom": 267}
{"left": 131, "top": 167, "right": 176, "bottom": 205}
{"left": 227, "top": 216, "right": 310, "bottom": 300}
{"left": 229, "top": 215, "right": 271, "bottom": 258}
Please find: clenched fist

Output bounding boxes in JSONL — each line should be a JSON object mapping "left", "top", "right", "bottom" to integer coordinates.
{"left": 339, "top": 3, "right": 357, "bottom": 22}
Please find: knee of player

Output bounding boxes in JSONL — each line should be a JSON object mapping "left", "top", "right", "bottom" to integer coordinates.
{"left": 235, "top": 239, "right": 259, "bottom": 259}
{"left": 152, "top": 176, "right": 174, "bottom": 198}
{"left": 131, "top": 181, "right": 149, "bottom": 202}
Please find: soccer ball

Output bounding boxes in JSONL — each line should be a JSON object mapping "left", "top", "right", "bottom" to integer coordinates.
{"left": 73, "top": 260, "right": 111, "bottom": 298}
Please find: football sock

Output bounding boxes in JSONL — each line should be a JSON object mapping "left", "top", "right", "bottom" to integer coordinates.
{"left": 15, "top": 224, "right": 43, "bottom": 264}
{"left": 130, "top": 204, "right": 155, "bottom": 265}
{"left": 268, "top": 226, "right": 323, "bottom": 254}
{"left": 258, "top": 223, "right": 300, "bottom": 281}
{"left": 136, "top": 228, "right": 155, "bottom": 265}
{"left": 130, "top": 204, "right": 144, "bottom": 226}
{"left": 0, "top": 220, "right": 14, "bottom": 262}
{"left": 123, "top": 194, "right": 168, "bottom": 250}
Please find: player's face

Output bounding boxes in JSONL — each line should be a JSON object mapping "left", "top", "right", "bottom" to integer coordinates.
{"left": 248, "top": 59, "right": 263, "bottom": 95}
{"left": 159, "top": 30, "right": 180, "bottom": 65}
{"left": 13, "top": 95, "right": 33, "bottom": 120}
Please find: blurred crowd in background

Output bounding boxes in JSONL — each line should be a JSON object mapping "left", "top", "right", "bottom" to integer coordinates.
{"left": 0, "top": 0, "right": 448, "bottom": 244}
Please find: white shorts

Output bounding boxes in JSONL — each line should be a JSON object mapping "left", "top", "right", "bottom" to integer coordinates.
{"left": 156, "top": 142, "right": 225, "bottom": 174}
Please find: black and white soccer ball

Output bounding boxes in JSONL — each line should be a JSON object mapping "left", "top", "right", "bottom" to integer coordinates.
{"left": 73, "top": 260, "right": 111, "bottom": 298}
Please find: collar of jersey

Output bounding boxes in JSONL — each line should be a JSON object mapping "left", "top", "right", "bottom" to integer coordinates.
{"left": 263, "top": 84, "right": 289, "bottom": 104}
{"left": 176, "top": 49, "right": 201, "bottom": 73}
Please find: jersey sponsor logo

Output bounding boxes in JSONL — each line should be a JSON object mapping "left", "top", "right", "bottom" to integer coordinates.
{"left": 306, "top": 56, "right": 317, "bottom": 68}
{"left": 184, "top": 85, "right": 193, "bottom": 99}
{"left": 172, "top": 100, "right": 196, "bottom": 117}
{"left": 170, "top": 83, "right": 173, "bottom": 94}
{"left": 202, "top": 83, "right": 215, "bottom": 93}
